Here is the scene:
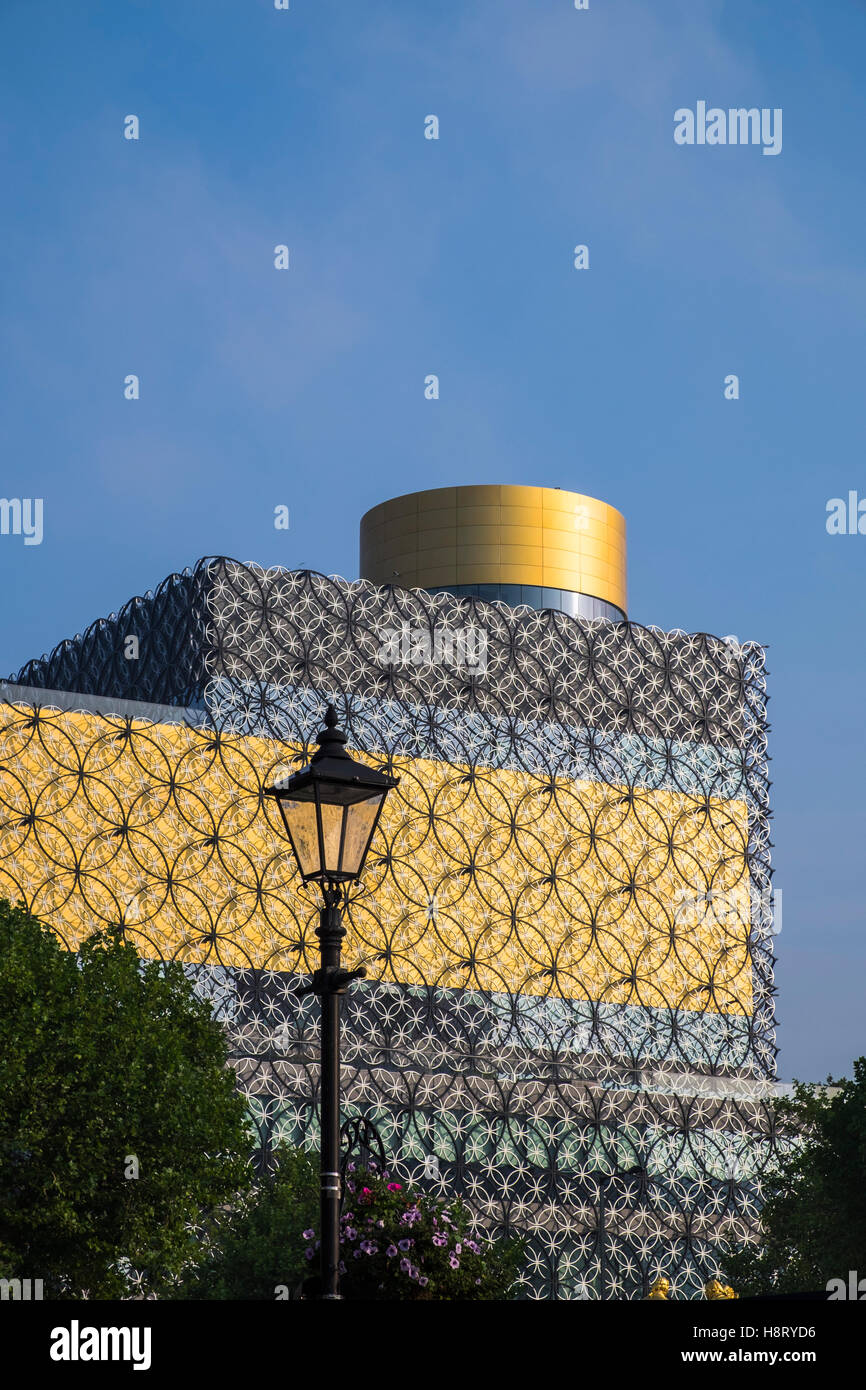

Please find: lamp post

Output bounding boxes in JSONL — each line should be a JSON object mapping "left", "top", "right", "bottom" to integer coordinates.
{"left": 264, "top": 703, "right": 398, "bottom": 1300}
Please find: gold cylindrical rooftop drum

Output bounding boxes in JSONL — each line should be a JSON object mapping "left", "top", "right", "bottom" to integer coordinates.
{"left": 359, "top": 484, "right": 627, "bottom": 619}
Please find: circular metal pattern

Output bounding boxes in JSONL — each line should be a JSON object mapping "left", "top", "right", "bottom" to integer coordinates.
{"left": 3, "top": 558, "right": 784, "bottom": 1299}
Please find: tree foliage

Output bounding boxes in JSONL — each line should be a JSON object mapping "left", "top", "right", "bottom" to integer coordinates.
{"left": 724, "top": 1057, "right": 866, "bottom": 1295}
{"left": 172, "top": 1145, "right": 319, "bottom": 1299}
{"left": 0, "top": 899, "right": 252, "bottom": 1297}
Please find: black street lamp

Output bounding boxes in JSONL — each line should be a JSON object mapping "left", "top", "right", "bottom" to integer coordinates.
{"left": 264, "top": 704, "right": 398, "bottom": 1300}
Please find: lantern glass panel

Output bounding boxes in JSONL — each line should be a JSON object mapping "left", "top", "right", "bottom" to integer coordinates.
{"left": 318, "top": 800, "right": 346, "bottom": 878}
{"left": 339, "top": 793, "right": 384, "bottom": 877}
{"left": 278, "top": 798, "right": 321, "bottom": 879}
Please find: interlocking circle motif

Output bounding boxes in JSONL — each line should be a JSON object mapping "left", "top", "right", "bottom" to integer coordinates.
{"left": 3, "top": 558, "right": 782, "bottom": 1298}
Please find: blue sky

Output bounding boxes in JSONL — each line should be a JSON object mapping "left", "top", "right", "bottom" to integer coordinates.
{"left": 1, "top": 0, "right": 864, "bottom": 1080}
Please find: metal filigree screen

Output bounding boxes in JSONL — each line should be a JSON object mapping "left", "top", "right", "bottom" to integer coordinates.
{"left": 2, "top": 557, "right": 781, "bottom": 1298}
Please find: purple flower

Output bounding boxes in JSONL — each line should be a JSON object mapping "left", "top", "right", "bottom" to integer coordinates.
{"left": 386, "top": 1244, "right": 398, "bottom": 1258}
{"left": 398, "top": 1238, "right": 413, "bottom": 1251}
{"left": 377, "top": 1220, "right": 384, "bottom": 1228}
{"left": 360, "top": 1241, "right": 378, "bottom": 1255}
{"left": 345, "top": 1227, "right": 357, "bottom": 1241}
{"left": 305, "top": 1248, "right": 315, "bottom": 1261}
{"left": 347, "top": 1161, "right": 356, "bottom": 1172}
{"left": 382, "top": 1171, "right": 391, "bottom": 1182}
{"left": 400, "top": 1258, "right": 411, "bottom": 1273}
{"left": 354, "top": 1250, "right": 363, "bottom": 1259}
{"left": 302, "top": 1228, "right": 315, "bottom": 1241}
{"left": 475, "top": 1278, "right": 481, "bottom": 1285}
{"left": 418, "top": 1276, "right": 429, "bottom": 1287}
{"left": 455, "top": 1243, "right": 462, "bottom": 1254}
{"left": 432, "top": 1233, "right": 447, "bottom": 1247}
{"left": 466, "top": 1240, "right": 480, "bottom": 1254}
{"left": 449, "top": 1254, "right": 460, "bottom": 1270}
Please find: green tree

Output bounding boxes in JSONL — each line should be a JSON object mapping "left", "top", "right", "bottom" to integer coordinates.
{"left": 724, "top": 1057, "right": 866, "bottom": 1295}
{"left": 0, "top": 899, "right": 252, "bottom": 1297}
{"left": 172, "top": 1145, "right": 319, "bottom": 1299}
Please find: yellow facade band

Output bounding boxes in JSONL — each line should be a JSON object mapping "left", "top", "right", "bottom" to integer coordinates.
{"left": 0, "top": 703, "right": 752, "bottom": 1013}
{"left": 360, "top": 484, "right": 628, "bottom": 616}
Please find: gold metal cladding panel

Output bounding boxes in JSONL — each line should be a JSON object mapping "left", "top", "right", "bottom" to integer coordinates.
{"left": 451, "top": 523, "right": 509, "bottom": 546}
{"left": 497, "top": 524, "right": 545, "bottom": 547}
{"left": 0, "top": 703, "right": 753, "bottom": 1014}
{"left": 448, "top": 506, "right": 503, "bottom": 528}
{"left": 383, "top": 495, "right": 418, "bottom": 522}
{"left": 453, "top": 564, "right": 508, "bottom": 584}
{"left": 413, "top": 527, "right": 457, "bottom": 554}
{"left": 415, "top": 511, "right": 458, "bottom": 539}
{"left": 360, "top": 485, "right": 627, "bottom": 612}
{"left": 499, "top": 505, "right": 543, "bottom": 527}
{"left": 451, "top": 484, "right": 504, "bottom": 505}
{"left": 414, "top": 487, "right": 458, "bottom": 509}
{"left": 499, "top": 545, "right": 545, "bottom": 568}
{"left": 406, "top": 547, "right": 457, "bottom": 574}
{"left": 455, "top": 544, "right": 501, "bottom": 566}
{"left": 413, "top": 566, "right": 470, "bottom": 588}
{"left": 543, "top": 569, "right": 597, "bottom": 592}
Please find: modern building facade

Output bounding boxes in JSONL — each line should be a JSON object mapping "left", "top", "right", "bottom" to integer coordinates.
{"left": 0, "top": 486, "right": 781, "bottom": 1298}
